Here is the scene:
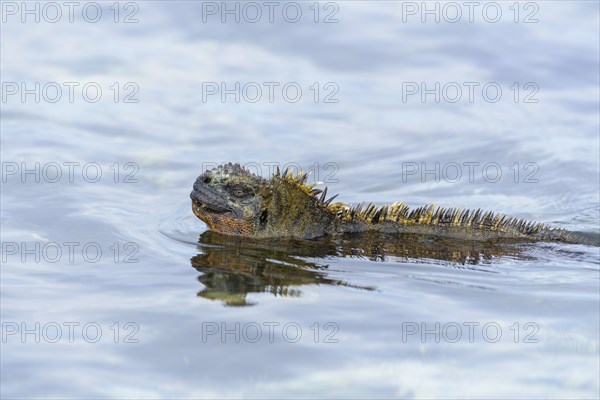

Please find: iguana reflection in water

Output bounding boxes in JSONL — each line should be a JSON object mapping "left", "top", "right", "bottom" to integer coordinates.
{"left": 191, "top": 230, "right": 536, "bottom": 306}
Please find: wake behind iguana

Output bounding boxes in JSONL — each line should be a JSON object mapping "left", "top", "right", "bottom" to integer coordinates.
{"left": 190, "top": 163, "right": 597, "bottom": 245}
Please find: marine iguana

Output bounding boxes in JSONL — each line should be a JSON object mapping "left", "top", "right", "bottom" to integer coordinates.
{"left": 190, "top": 163, "right": 597, "bottom": 245}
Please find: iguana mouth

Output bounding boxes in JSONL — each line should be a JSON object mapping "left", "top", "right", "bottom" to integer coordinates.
{"left": 190, "top": 191, "right": 232, "bottom": 215}
{"left": 192, "top": 198, "right": 230, "bottom": 215}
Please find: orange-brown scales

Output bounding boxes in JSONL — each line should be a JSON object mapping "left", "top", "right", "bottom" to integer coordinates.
{"left": 191, "top": 163, "right": 597, "bottom": 245}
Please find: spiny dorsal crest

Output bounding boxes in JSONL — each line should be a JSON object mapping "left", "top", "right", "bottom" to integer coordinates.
{"left": 272, "top": 168, "right": 340, "bottom": 208}
{"left": 337, "top": 202, "right": 552, "bottom": 234}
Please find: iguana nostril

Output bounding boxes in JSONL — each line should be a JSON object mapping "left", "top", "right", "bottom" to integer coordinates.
{"left": 203, "top": 177, "right": 211, "bottom": 184}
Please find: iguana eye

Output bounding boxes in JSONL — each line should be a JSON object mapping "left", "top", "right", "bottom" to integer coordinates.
{"left": 231, "top": 186, "right": 249, "bottom": 198}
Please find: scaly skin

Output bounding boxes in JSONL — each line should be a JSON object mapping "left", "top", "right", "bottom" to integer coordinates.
{"left": 190, "top": 163, "right": 598, "bottom": 245}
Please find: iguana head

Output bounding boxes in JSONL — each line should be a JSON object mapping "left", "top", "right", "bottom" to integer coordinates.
{"left": 190, "top": 163, "right": 338, "bottom": 239}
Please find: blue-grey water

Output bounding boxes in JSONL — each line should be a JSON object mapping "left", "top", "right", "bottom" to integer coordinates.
{"left": 1, "top": 1, "right": 599, "bottom": 398}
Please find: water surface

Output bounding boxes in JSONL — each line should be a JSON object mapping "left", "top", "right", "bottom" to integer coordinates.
{"left": 1, "top": 1, "right": 599, "bottom": 398}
